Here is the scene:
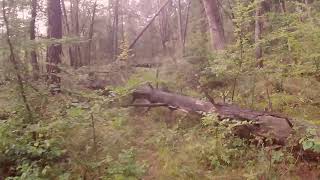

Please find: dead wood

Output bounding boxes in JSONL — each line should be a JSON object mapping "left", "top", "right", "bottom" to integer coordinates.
{"left": 129, "top": 0, "right": 171, "bottom": 49}
{"left": 129, "top": 86, "right": 320, "bottom": 160}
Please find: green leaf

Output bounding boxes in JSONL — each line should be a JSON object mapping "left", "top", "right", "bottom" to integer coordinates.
{"left": 302, "top": 139, "right": 314, "bottom": 150}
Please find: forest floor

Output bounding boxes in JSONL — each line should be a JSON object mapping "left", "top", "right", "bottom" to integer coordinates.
{"left": 1, "top": 64, "right": 320, "bottom": 179}
{"left": 120, "top": 108, "right": 320, "bottom": 180}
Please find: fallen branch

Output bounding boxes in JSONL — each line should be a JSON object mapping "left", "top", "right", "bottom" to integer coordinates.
{"left": 129, "top": 0, "right": 171, "bottom": 49}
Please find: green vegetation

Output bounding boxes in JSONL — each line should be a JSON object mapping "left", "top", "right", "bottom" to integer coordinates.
{"left": 1, "top": 0, "right": 320, "bottom": 179}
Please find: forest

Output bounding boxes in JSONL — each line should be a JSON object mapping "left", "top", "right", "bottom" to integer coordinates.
{"left": 0, "top": 0, "right": 320, "bottom": 179}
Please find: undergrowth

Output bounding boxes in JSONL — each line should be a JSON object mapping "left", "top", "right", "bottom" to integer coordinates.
{"left": 0, "top": 69, "right": 319, "bottom": 179}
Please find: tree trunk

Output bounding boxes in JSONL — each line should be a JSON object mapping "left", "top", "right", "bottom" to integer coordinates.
{"left": 130, "top": 86, "right": 320, "bottom": 160}
{"left": 280, "top": 0, "right": 286, "bottom": 13}
{"left": 2, "top": 0, "right": 32, "bottom": 120}
{"left": 202, "top": 0, "right": 226, "bottom": 50}
{"left": 120, "top": 0, "right": 125, "bottom": 42}
{"left": 73, "top": 0, "right": 82, "bottom": 67}
{"left": 177, "top": 0, "right": 184, "bottom": 55}
{"left": 87, "top": 0, "right": 98, "bottom": 65}
{"left": 182, "top": 1, "right": 191, "bottom": 51}
{"left": 30, "top": 0, "right": 39, "bottom": 80}
{"left": 47, "top": 0, "right": 62, "bottom": 94}
{"left": 304, "top": 0, "right": 311, "bottom": 18}
{"left": 255, "top": 0, "right": 263, "bottom": 68}
{"left": 61, "top": 0, "right": 75, "bottom": 67}
{"left": 113, "top": 0, "right": 119, "bottom": 60}
{"left": 158, "top": 0, "right": 169, "bottom": 52}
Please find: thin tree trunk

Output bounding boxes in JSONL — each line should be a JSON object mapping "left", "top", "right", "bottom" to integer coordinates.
{"left": 120, "top": 0, "right": 125, "bottom": 42}
{"left": 61, "top": 0, "right": 75, "bottom": 67}
{"left": 255, "top": 0, "right": 263, "bottom": 68}
{"left": 2, "top": 0, "right": 32, "bottom": 120}
{"left": 47, "top": 0, "right": 62, "bottom": 94}
{"left": 280, "top": 0, "right": 286, "bottom": 13}
{"left": 304, "top": 0, "right": 311, "bottom": 18}
{"left": 158, "top": 0, "right": 169, "bottom": 52}
{"left": 266, "top": 85, "right": 273, "bottom": 111}
{"left": 74, "top": 0, "right": 82, "bottom": 67}
{"left": 87, "top": 0, "right": 97, "bottom": 65}
{"left": 202, "top": 0, "right": 226, "bottom": 50}
{"left": 113, "top": 0, "right": 119, "bottom": 60}
{"left": 182, "top": 0, "right": 191, "bottom": 52}
{"left": 177, "top": 0, "right": 183, "bottom": 55}
{"left": 30, "top": 0, "right": 39, "bottom": 80}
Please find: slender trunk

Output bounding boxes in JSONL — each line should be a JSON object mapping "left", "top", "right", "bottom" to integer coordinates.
{"left": 177, "top": 0, "right": 183, "bottom": 55}
{"left": 30, "top": 0, "right": 39, "bottom": 80}
{"left": 47, "top": 0, "right": 62, "bottom": 94}
{"left": 120, "top": 0, "right": 125, "bottom": 42}
{"left": 158, "top": 0, "right": 168, "bottom": 52}
{"left": 74, "top": 0, "right": 82, "bottom": 67}
{"left": 88, "top": 0, "right": 97, "bottom": 65}
{"left": 255, "top": 0, "right": 263, "bottom": 68}
{"left": 90, "top": 113, "right": 98, "bottom": 160}
{"left": 280, "top": 0, "right": 286, "bottom": 13}
{"left": 266, "top": 85, "right": 273, "bottom": 111}
{"left": 304, "top": 0, "right": 311, "bottom": 18}
{"left": 231, "top": 78, "right": 237, "bottom": 102}
{"left": 61, "top": 0, "right": 70, "bottom": 32}
{"left": 202, "top": 0, "right": 226, "bottom": 50}
{"left": 250, "top": 75, "right": 256, "bottom": 108}
{"left": 61, "top": 0, "right": 75, "bottom": 67}
{"left": 182, "top": 1, "right": 191, "bottom": 52}
{"left": 2, "top": 0, "right": 32, "bottom": 120}
{"left": 113, "top": 0, "right": 119, "bottom": 60}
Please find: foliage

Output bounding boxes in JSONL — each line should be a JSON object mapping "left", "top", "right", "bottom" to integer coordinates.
{"left": 0, "top": 112, "right": 68, "bottom": 179}
{"left": 299, "top": 128, "right": 320, "bottom": 153}
{"left": 104, "top": 148, "right": 147, "bottom": 180}
{"left": 118, "top": 36, "right": 133, "bottom": 62}
{"left": 1, "top": 0, "right": 320, "bottom": 179}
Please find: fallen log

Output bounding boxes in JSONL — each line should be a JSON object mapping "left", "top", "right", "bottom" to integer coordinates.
{"left": 130, "top": 85, "right": 320, "bottom": 160}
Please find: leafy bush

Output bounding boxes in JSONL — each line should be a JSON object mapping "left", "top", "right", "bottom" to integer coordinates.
{"left": 0, "top": 116, "right": 68, "bottom": 179}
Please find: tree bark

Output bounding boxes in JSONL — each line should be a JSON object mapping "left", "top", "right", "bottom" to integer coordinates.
{"left": 2, "top": 0, "right": 32, "bottom": 120}
{"left": 47, "top": 0, "right": 62, "bottom": 94}
{"left": 202, "top": 0, "right": 226, "bottom": 50}
{"left": 30, "top": 0, "right": 39, "bottom": 80}
{"left": 280, "top": 0, "right": 286, "bottom": 13}
{"left": 73, "top": 0, "right": 82, "bottom": 67}
{"left": 177, "top": 0, "right": 184, "bottom": 55}
{"left": 61, "top": 0, "right": 75, "bottom": 67}
{"left": 158, "top": 0, "right": 169, "bottom": 51}
{"left": 113, "top": 0, "right": 119, "bottom": 60}
{"left": 182, "top": 0, "right": 191, "bottom": 52}
{"left": 87, "top": 0, "right": 98, "bottom": 65}
{"left": 255, "top": 0, "right": 263, "bottom": 68}
{"left": 130, "top": 86, "right": 320, "bottom": 160}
